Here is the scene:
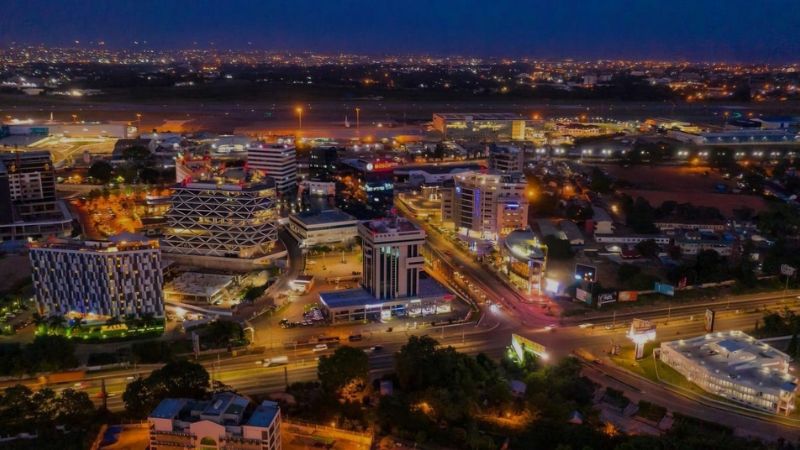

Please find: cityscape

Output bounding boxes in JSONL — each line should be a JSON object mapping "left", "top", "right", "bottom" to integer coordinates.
{"left": 2, "top": 1, "right": 800, "bottom": 450}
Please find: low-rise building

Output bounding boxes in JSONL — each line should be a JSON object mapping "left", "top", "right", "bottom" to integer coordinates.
{"left": 676, "top": 231, "right": 735, "bottom": 256}
{"left": 660, "top": 331, "right": 797, "bottom": 415}
{"left": 287, "top": 209, "right": 358, "bottom": 249}
{"left": 163, "top": 272, "right": 236, "bottom": 306}
{"left": 501, "top": 229, "right": 547, "bottom": 294}
{"left": 148, "top": 393, "right": 281, "bottom": 450}
{"left": 591, "top": 206, "right": 614, "bottom": 235}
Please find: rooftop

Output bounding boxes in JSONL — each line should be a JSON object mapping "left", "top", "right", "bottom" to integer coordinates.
{"left": 290, "top": 209, "right": 357, "bottom": 226}
{"left": 320, "top": 276, "right": 451, "bottom": 309}
{"left": 662, "top": 331, "right": 797, "bottom": 394}
{"left": 360, "top": 218, "right": 422, "bottom": 235}
{"left": 434, "top": 113, "right": 522, "bottom": 121}
{"left": 246, "top": 401, "right": 280, "bottom": 427}
{"left": 164, "top": 272, "right": 234, "bottom": 297}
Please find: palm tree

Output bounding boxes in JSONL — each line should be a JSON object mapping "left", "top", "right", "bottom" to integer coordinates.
{"left": 47, "top": 315, "right": 67, "bottom": 335}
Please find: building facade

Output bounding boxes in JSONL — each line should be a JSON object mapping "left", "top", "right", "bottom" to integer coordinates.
{"left": 360, "top": 218, "right": 425, "bottom": 300}
{"left": 309, "top": 146, "right": 339, "bottom": 181}
{"left": 161, "top": 180, "right": 279, "bottom": 260}
{"left": 660, "top": 331, "right": 797, "bottom": 415}
{"left": 488, "top": 144, "right": 525, "bottom": 173}
{"left": 443, "top": 171, "right": 528, "bottom": 241}
{"left": 432, "top": 113, "right": 526, "bottom": 141}
{"left": 287, "top": 209, "right": 358, "bottom": 249}
{"left": 29, "top": 238, "right": 164, "bottom": 319}
{"left": 0, "top": 151, "right": 72, "bottom": 241}
{"left": 247, "top": 143, "right": 297, "bottom": 194}
{"left": 336, "top": 158, "right": 396, "bottom": 218}
{"left": 149, "top": 393, "right": 281, "bottom": 450}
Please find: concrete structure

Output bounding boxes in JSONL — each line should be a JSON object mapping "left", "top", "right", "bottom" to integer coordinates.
{"left": 0, "top": 151, "right": 72, "bottom": 241}
{"left": 594, "top": 234, "right": 671, "bottom": 245}
{"left": 432, "top": 113, "right": 526, "bottom": 141}
{"left": 148, "top": 393, "right": 281, "bottom": 450}
{"left": 660, "top": 331, "right": 797, "bottom": 415}
{"left": 488, "top": 144, "right": 524, "bottom": 173}
{"left": 501, "top": 229, "right": 547, "bottom": 294}
{"left": 247, "top": 143, "right": 297, "bottom": 194}
{"left": 395, "top": 164, "right": 479, "bottom": 187}
{"left": 287, "top": 209, "right": 358, "bottom": 249}
{"left": 161, "top": 180, "right": 279, "bottom": 262}
{"left": 319, "top": 218, "right": 452, "bottom": 322}
{"left": 29, "top": 237, "right": 164, "bottom": 319}
{"left": 676, "top": 231, "right": 735, "bottom": 256}
{"left": 444, "top": 171, "right": 528, "bottom": 241}
{"left": 163, "top": 272, "right": 235, "bottom": 306}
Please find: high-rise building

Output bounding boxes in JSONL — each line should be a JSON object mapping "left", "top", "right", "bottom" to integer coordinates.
{"left": 443, "top": 171, "right": 529, "bottom": 241}
{"left": 309, "top": 146, "right": 339, "bottom": 181}
{"left": 487, "top": 144, "right": 525, "bottom": 173}
{"left": 0, "top": 151, "right": 72, "bottom": 241}
{"left": 360, "top": 218, "right": 425, "bottom": 300}
{"left": 319, "top": 217, "right": 452, "bottom": 322}
{"left": 247, "top": 143, "right": 297, "bottom": 194}
{"left": 161, "top": 180, "right": 279, "bottom": 261}
{"left": 28, "top": 237, "right": 164, "bottom": 319}
{"left": 149, "top": 393, "right": 282, "bottom": 450}
{"left": 336, "top": 158, "right": 396, "bottom": 218}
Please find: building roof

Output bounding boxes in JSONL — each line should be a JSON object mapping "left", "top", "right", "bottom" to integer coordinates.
{"left": 164, "top": 272, "right": 234, "bottom": 297}
{"left": 504, "top": 229, "right": 546, "bottom": 261}
{"left": 246, "top": 401, "right": 280, "bottom": 427}
{"left": 290, "top": 209, "right": 356, "bottom": 227}
{"left": 592, "top": 206, "right": 613, "bottom": 223}
{"left": 150, "top": 398, "right": 189, "bottom": 419}
{"left": 319, "top": 277, "right": 450, "bottom": 310}
{"left": 661, "top": 331, "right": 797, "bottom": 394}
{"left": 434, "top": 113, "right": 522, "bottom": 121}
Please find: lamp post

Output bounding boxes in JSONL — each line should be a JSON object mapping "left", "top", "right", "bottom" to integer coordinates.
{"left": 296, "top": 107, "right": 303, "bottom": 131}
{"left": 355, "top": 107, "right": 361, "bottom": 133}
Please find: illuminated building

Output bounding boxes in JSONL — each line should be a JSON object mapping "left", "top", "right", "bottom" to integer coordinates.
{"left": 488, "top": 144, "right": 525, "bottom": 173}
{"left": 149, "top": 393, "right": 281, "bottom": 450}
{"left": 660, "top": 331, "right": 797, "bottom": 415}
{"left": 336, "top": 158, "right": 396, "bottom": 218}
{"left": 287, "top": 209, "right": 358, "bottom": 249}
{"left": 161, "top": 180, "right": 279, "bottom": 263}
{"left": 443, "top": 171, "right": 528, "bottom": 242}
{"left": 319, "top": 218, "right": 452, "bottom": 322}
{"left": 501, "top": 229, "right": 547, "bottom": 294}
{"left": 247, "top": 143, "right": 297, "bottom": 194}
{"left": 432, "top": 113, "right": 526, "bottom": 141}
{"left": 29, "top": 236, "right": 164, "bottom": 320}
{"left": 309, "top": 146, "right": 339, "bottom": 181}
{"left": 0, "top": 151, "right": 72, "bottom": 241}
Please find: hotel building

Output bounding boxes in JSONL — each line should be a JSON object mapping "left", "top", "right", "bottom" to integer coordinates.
{"left": 149, "top": 393, "right": 281, "bottom": 450}
{"left": 29, "top": 237, "right": 164, "bottom": 319}
{"left": 247, "top": 143, "right": 297, "bottom": 194}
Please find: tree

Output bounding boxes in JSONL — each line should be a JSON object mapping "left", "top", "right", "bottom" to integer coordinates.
{"left": 634, "top": 239, "right": 660, "bottom": 259}
{"left": 88, "top": 161, "right": 113, "bottom": 183}
{"left": 123, "top": 360, "right": 209, "bottom": 418}
{"left": 542, "top": 235, "right": 572, "bottom": 260}
{"left": 617, "top": 264, "right": 641, "bottom": 285}
{"left": 318, "top": 346, "right": 369, "bottom": 393}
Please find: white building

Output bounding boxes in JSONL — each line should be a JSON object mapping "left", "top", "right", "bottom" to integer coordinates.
{"left": 287, "top": 209, "right": 358, "bottom": 248}
{"left": 28, "top": 237, "right": 164, "bottom": 319}
{"left": 660, "top": 331, "right": 797, "bottom": 415}
{"left": 148, "top": 393, "right": 281, "bottom": 450}
{"left": 444, "top": 171, "right": 529, "bottom": 241}
{"left": 247, "top": 143, "right": 297, "bottom": 194}
{"left": 591, "top": 206, "right": 614, "bottom": 235}
{"left": 161, "top": 180, "right": 279, "bottom": 262}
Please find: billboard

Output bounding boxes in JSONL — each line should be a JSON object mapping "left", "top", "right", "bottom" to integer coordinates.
{"left": 654, "top": 282, "right": 675, "bottom": 296}
{"left": 596, "top": 291, "right": 618, "bottom": 307}
{"left": 704, "top": 309, "right": 716, "bottom": 333}
{"left": 574, "top": 263, "right": 598, "bottom": 283}
{"left": 511, "top": 333, "right": 549, "bottom": 361}
{"left": 575, "top": 288, "right": 592, "bottom": 304}
{"left": 544, "top": 278, "right": 561, "bottom": 294}
{"left": 618, "top": 291, "right": 639, "bottom": 302}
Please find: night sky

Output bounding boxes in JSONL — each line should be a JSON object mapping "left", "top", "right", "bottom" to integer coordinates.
{"left": 1, "top": 0, "right": 799, "bottom": 62}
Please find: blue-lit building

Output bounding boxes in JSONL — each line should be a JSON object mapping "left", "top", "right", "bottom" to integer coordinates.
{"left": 336, "top": 158, "right": 396, "bottom": 219}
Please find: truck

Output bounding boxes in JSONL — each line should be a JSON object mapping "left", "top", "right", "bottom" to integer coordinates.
{"left": 262, "top": 356, "right": 289, "bottom": 367}
{"left": 40, "top": 370, "right": 86, "bottom": 386}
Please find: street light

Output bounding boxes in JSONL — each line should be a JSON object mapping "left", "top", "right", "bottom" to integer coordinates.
{"left": 136, "top": 113, "right": 142, "bottom": 129}
{"left": 355, "top": 107, "right": 361, "bottom": 133}
{"left": 295, "top": 107, "right": 303, "bottom": 131}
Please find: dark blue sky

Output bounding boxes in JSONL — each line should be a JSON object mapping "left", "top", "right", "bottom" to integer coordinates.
{"left": 1, "top": 0, "right": 799, "bottom": 62}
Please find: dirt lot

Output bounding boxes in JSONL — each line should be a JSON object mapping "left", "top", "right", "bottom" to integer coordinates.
{"left": 602, "top": 164, "right": 767, "bottom": 216}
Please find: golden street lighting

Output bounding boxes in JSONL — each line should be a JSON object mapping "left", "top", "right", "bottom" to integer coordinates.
{"left": 295, "top": 107, "right": 303, "bottom": 131}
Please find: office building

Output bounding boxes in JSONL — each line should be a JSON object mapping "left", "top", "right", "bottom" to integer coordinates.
{"left": 28, "top": 237, "right": 164, "bottom": 319}
{"left": 149, "top": 393, "right": 281, "bottom": 450}
{"left": 501, "top": 229, "right": 547, "bottom": 294}
{"left": 319, "top": 218, "right": 452, "bottom": 322}
{"left": 0, "top": 151, "right": 72, "bottom": 241}
{"left": 443, "top": 171, "right": 529, "bottom": 241}
{"left": 287, "top": 209, "right": 358, "bottom": 249}
{"left": 432, "top": 113, "right": 526, "bottom": 141}
{"left": 247, "top": 143, "right": 297, "bottom": 194}
{"left": 488, "top": 144, "right": 525, "bottom": 173}
{"left": 660, "top": 331, "right": 797, "bottom": 415}
{"left": 336, "top": 158, "right": 396, "bottom": 218}
{"left": 161, "top": 180, "right": 279, "bottom": 262}
{"left": 309, "top": 146, "right": 339, "bottom": 181}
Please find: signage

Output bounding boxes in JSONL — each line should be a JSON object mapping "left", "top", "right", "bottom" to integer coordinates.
{"left": 597, "top": 291, "right": 618, "bottom": 307}
{"left": 781, "top": 264, "right": 797, "bottom": 277}
{"left": 654, "top": 282, "right": 675, "bottom": 297}
{"left": 704, "top": 308, "right": 716, "bottom": 333}
{"left": 574, "top": 263, "right": 598, "bottom": 283}
{"left": 618, "top": 291, "right": 639, "bottom": 302}
{"left": 544, "top": 278, "right": 560, "bottom": 294}
{"left": 511, "top": 333, "right": 549, "bottom": 361}
{"left": 575, "top": 288, "right": 592, "bottom": 304}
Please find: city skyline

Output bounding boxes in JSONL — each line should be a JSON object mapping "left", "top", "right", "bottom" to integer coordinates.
{"left": 1, "top": 0, "right": 800, "bottom": 63}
